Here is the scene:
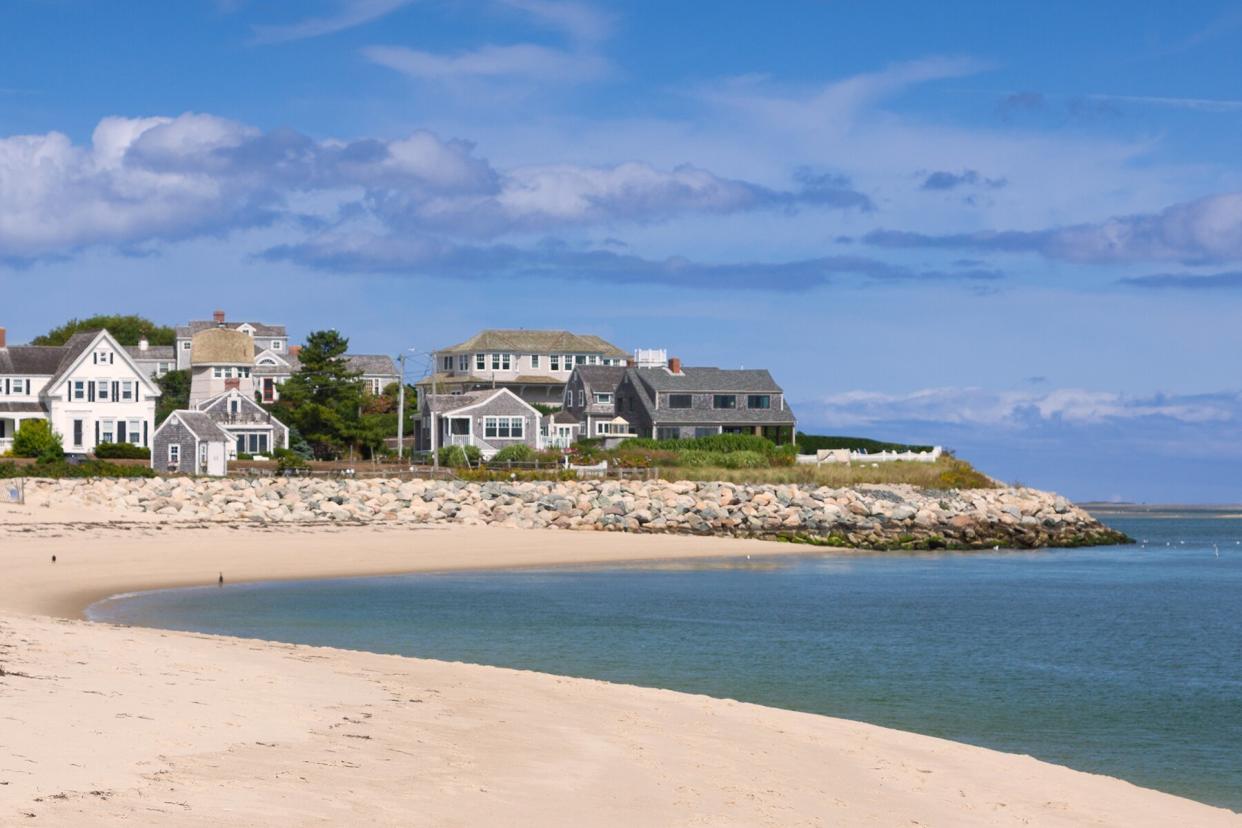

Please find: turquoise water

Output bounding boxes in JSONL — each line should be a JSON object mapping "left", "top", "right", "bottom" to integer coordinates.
{"left": 91, "top": 516, "right": 1242, "bottom": 810}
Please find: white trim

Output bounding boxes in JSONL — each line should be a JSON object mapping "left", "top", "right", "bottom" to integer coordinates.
{"left": 433, "top": 387, "right": 541, "bottom": 418}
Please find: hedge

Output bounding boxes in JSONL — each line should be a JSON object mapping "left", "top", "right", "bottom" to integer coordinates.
{"left": 94, "top": 442, "right": 151, "bottom": 460}
{"left": 0, "top": 459, "right": 155, "bottom": 479}
{"left": 795, "top": 433, "right": 934, "bottom": 454}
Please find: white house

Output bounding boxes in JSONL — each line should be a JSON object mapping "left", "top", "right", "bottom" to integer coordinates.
{"left": 0, "top": 327, "right": 160, "bottom": 455}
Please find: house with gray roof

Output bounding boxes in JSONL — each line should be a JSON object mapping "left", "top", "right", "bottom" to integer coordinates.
{"left": 562, "top": 365, "right": 633, "bottom": 440}
{"left": 0, "top": 326, "right": 160, "bottom": 455}
{"left": 615, "top": 357, "right": 796, "bottom": 444}
{"left": 418, "top": 329, "right": 629, "bottom": 406}
{"left": 417, "top": 388, "right": 543, "bottom": 458}
{"left": 175, "top": 310, "right": 287, "bottom": 370}
{"left": 252, "top": 348, "right": 399, "bottom": 403}
{"left": 125, "top": 337, "right": 177, "bottom": 380}
{"left": 152, "top": 410, "right": 232, "bottom": 476}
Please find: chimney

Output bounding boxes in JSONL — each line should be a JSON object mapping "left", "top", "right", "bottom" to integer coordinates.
{"left": 289, "top": 345, "right": 302, "bottom": 358}
{"left": 138, "top": 336, "right": 149, "bottom": 352}
{"left": 213, "top": 309, "right": 226, "bottom": 325}
{"left": 224, "top": 378, "right": 241, "bottom": 391}
{"left": 668, "top": 356, "right": 682, "bottom": 374}
{"left": 0, "top": 327, "right": 6, "bottom": 349}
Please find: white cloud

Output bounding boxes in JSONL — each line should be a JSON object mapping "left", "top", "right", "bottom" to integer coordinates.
{"left": 806, "top": 387, "right": 1237, "bottom": 428}
{"left": 496, "top": 0, "right": 614, "bottom": 44}
{"left": 363, "top": 43, "right": 610, "bottom": 83}
{"left": 251, "top": 0, "right": 414, "bottom": 44}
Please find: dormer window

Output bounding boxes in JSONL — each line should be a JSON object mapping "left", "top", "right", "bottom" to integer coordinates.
{"left": 238, "top": 324, "right": 255, "bottom": 336}
{"left": 272, "top": 341, "right": 282, "bottom": 351}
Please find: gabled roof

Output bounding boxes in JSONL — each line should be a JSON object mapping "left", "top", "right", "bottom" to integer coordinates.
{"left": 347, "top": 354, "right": 399, "bottom": 376}
{"left": 161, "top": 410, "right": 232, "bottom": 442}
{"left": 549, "top": 409, "right": 580, "bottom": 424}
{"left": 440, "top": 329, "right": 628, "bottom": 359}
{"left": 631, "top": 366, "right": 784, "bottom": 393}
{"left": 43, "top": 330, "right": 161, "bottom": 398}
{"left": 0, "top": 346, "right": 64, "bottom": 375}
{"left": 422, "top": 387, "right": 539, "bottom": 417}
{"left": 573, "top": 365, "right": 626, "bottom": 393}
{"left": 177, "top": 320, "right": 286, "bottom": 338}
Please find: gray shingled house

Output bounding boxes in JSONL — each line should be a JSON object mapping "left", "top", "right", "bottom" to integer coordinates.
{"left": 562, "top": 365, "right": 633, "bottom": 440}
{"left": 419, "top": 329, "right": 629, "bottom": 406}
{"left": 615, "top": 357, "right": 796, "bottom": 444}
{"left": 152, "top": 410, "right": 232, "bottom": 476}
{"left": 417, "top": 388, "right": 543, "bottom": 458}
{"left": 195, "top": 388, "right": 289, "bottom": 458}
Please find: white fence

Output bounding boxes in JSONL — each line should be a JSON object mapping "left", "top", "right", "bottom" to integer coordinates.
{"left": 796, "top": 446, "right": 943, "bottom": 466}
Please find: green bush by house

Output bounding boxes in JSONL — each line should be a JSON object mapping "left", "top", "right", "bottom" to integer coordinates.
{"left": 12, "top": 420, "right": 63, "bottom": 460}
{"left": 93, "top": 442, "right": 151, "bottom": 460}
{"left": 492, "top": 444, "right": 537, "bottom": 462}
{"left": 0, "top": 459, "right": 155, "bottom": 479}
{"left": 438, "top": 444, "right": 482, "bottom": 468}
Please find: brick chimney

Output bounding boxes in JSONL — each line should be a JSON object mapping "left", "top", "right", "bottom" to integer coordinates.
{"left": 213, "top": 309, "right": 226, "bottom": 325}
{"left": 224, "top": 378, "right": 241, "bottom": 391}
{"left": 0, "top": 327, "right": 6, "bottom": 349}
{"left": 289, "top": 345, "right": 302, "bottom": 358}
{"left": 138, "top": 336, "right": 149, "bottom": 352}
{"left": 667, "top": 356, "right": 682, "bottom": 374}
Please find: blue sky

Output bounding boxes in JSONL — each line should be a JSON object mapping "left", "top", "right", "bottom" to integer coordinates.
{"left": 4, "top": 0, "right": 1242, "bottom": 502}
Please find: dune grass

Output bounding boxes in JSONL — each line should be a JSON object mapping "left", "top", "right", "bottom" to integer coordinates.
{"left": 659, "top": 455, "right": 996, "bottom": 489}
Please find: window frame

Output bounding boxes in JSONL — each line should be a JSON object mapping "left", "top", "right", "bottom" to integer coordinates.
{"left": 747, "top": 394, "right": 772, "bottom": 410}
{"left": 712, "top": 394, "right": 737, "bottom": 410}
{"left": 667, "top": 394, "right": 692, "bottom": 409}
{"left": 168, "top": 443, "right": 180, "bottom": 466}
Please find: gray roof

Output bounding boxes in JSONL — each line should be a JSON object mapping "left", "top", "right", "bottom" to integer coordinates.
{"left": 254, "top": 352, "right": 397, "bottom": 378}
{"left": 422, "top": 390, "right": 500, "bottom": 413}
{"left": 549, "top": 409, "right": 580, "bottom": 424}
{"left": 48, "top": 332, "right": 100, "bottom": 388}
{"left": 0, "top": 346, "right": 64, "bottom": 375}
{"left": 176, "top": 320, "right": 286, "bottom": 338}
{"left": 125, "top": 345, "right": 176, "bottom": 360}
{"left": 625, "top": 367, "right": 795, "bottom": 426}
{"left": 0, "top": 401, "right": 47, "bottom": 413}
{"left": 631, "top": 366, "right": 783, "bottom": 393}
{"left": 573, "top": 365, "right": 626, "bottom": 393}
{"left": 441, "top": 329, "right": 628, "bottom": 359}
{"left": 166, "top": 410, "right": 232, "bottom": 442}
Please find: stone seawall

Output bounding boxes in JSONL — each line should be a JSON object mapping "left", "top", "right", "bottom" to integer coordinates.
{"left": 25, "top": 477, "right": 1128, "bottom": 550}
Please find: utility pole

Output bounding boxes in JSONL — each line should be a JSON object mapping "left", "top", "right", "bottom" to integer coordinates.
{"left": 396, "top": 353, "right": 407, "bottom": 460}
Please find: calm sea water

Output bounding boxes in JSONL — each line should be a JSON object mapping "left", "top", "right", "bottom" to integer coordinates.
{"left": 91, "top": 515, "right": 1242, "bottom": 810}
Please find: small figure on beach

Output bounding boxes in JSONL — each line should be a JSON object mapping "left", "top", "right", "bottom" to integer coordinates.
{"left": 51, "top": 555, "right": 56, "bottom": 563}
{"left": 218, "top": 572, "right": 224, "bottom": 587}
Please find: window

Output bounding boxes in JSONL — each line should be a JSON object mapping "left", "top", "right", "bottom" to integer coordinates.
{"left": 694, "top": 427, "right": 718, "bottom": 438}
{"left": 182, "top": 341, "right": 191, "bottom": 350}
{"left": 550, "top": 354, "right": 560, "bottom": 371}
{"left": 442, "top": 356, "right": 453, "bottom": 371}
{"left": 458, "top": 354, "right": 469, "bottom": 371}
{"left": 230, "top": 399, "right": 240, "bottom": 416}
{"left": 747, "top": 395, "right": 772, "bottom": 409}
{"left": 72, "top": 380, "right": 86, "bottom": 401}
{"left": 127, "top": 419, "right": 142, "bottom": 444}
{"left": 273, "top": 341, "right": 283, "bottom": 351}
{"left": 712, "top": 394, "right": 737, "bottom": 409}
{"left": 121, "top": 381, "right": 135, "bottom": 401}
{"left": 240, "top": 367, "right": 251, "bottom": 378}
{"left": 668, "top": 394, "right": 692, "bottom": 409}
{"left": 483, "top": 416, "right": 525, "bottom": 439}
{"left": 597, "top": 421, "right": 632, "bottom": 436}
{"left": 575, "top": 354, "right": 586, "bottom": 365}
{"left": 97, "top": 382, "right": 110, "bottom": 401}
{"left": 565, "top": 388, "right": 573, "bottom": 406}
{"left": 530, "top": 354, "right": 541, "bottom": 368}
{"left": 657, "top": 427, "right": 681, "bottom": 440}
{"left": 72, "top": 419, "right": 84, "bottom": 448}
{"left": 577, "top": 390, "right": 585, "bottom": 406}
{"left": 100, "top": 420, "right": 114, "bottom": 443}
{"left": 490, "top": 353, "right": 511, "bottom": 371}
{"left": 168, "top": 444, "right": 180, "bottom": 467}
{"left": 370, "top": 378, "right": 382, "bottom": 395}
{"left": 475, "top": 353, "right": 486, "bottom": 370}
{"left": 159, "top": 362, "right": 172, "bottom": 375}
{"left": 593, "top": 392, "right": 613, "bottom": 405}
{"left": 213, "top": 367, "right": 223, "bottom": 378}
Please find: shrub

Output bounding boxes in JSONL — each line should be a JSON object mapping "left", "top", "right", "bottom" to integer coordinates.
{"left": 272, "top": 448, "right": 309, "bottom": 472}
{"left": 675, "top": 450, "right": 729, "bottom": 467}
{"left": 94, "top": 442, "right": 151, "bottom": 460}
{"left": 619, "top": 434, "right": 779, "bottom": 455}
{"left": 718, "top": 450, "right": 769, "bottom": 469}
{"left": 437, "top": 444, "right": 482, "bottom": 468}
{"left": 12, "top": 420, "right": 62, "bottom": 459}
{"left": 0, "top": 459, "right": 154, "bottom": 479}
{"left": 457, "top": 468, "right": 577, "bottom": 482}
{"left": 796, "top": 433, "right": 934, "bottom": 454}
{"left": 492, "top": 444, "right": 536, "bottom": 463}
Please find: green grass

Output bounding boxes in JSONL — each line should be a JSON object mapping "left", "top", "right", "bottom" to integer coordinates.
{"left": 658, "top": 455, "right": 995, "bottom": 489}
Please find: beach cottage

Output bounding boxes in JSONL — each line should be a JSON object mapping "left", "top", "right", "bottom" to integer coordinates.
{"left": 152, "top": 411, "right": 231, "bottom": 476}
{"left": 417, "top": 388, "right": 543, "bottom": 458}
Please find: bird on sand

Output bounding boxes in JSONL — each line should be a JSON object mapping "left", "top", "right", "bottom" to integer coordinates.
{"left": 218, "top": 572, "right": 224, "bottom": 587}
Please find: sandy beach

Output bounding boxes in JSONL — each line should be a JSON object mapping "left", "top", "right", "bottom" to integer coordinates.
{"left": 1, "top": 504, "right": 1238, "bottom": 826}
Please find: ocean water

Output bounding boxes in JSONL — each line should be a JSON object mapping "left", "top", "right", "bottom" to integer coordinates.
{"left": 91, "top": 515, "right": 1242, "bottom": 810}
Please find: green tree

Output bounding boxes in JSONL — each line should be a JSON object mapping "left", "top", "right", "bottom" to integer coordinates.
{"left": 12, "top": 420, "right": 63, "bottom": 459}
{"left": 32, "top": 315, "right": 175, "bottom": 347}
{"left": 155, "top": 369, "right": 191, "bottom": 424}
{"left": 272, "top": 330, "right": 363, "bottom": 459}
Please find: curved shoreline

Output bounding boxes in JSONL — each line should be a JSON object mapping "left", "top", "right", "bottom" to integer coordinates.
{"left": 1, "top": 515, "right": 1238, "bottom": 826}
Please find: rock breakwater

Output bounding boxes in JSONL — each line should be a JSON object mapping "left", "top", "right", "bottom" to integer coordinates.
{"left": 26, "top": 477, "right": 1128, "bottom": 550}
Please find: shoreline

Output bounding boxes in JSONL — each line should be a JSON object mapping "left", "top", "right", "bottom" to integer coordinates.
{"left": 1, "top": 516, "right": 1237, "bottom": 825}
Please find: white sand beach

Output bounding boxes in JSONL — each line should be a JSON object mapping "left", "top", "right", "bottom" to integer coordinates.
{"left": 1, "top": 506, "right": 1238, "bottom": 826}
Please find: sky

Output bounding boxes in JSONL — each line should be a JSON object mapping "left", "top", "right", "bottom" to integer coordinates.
{"left": 3, "top": 0, "right": 1242, "bottom": 502}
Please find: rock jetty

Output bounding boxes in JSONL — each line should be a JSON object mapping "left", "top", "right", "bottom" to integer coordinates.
{"left": 27, "top": 477, "right": 1128, "bottom": 550}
